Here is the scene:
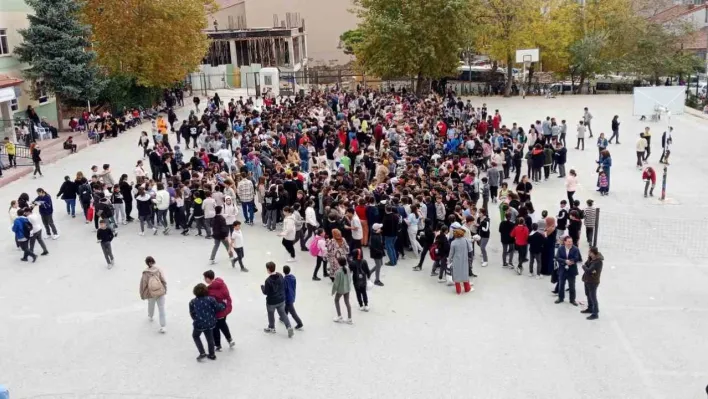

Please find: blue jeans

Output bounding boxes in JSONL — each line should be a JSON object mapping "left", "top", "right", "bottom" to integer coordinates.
{"left": 301, "top": 159, "right": 309, "bottom": 172}
{"left": 64, "top": 199, "right": 76, "bottom": 216}
{"left": 241, "top": 201, "right": 255, "bottom": 223}
{"left": 384, "top": 236, "right": 397, "bottom": 265}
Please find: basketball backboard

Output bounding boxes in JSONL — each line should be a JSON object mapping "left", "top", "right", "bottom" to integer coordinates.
{"left": 516, "top": 48, "right": 539, "bottom": 63}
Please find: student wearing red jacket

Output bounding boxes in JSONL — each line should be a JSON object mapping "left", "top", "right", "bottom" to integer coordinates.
{"left": 510, "top": 218, "right": 530, "bottom": 274}
{"left": 642, "top": 166, "right": 656, "bottom": 198}
{"left": 203, "top": 270, "right": 234, "bottom": 351}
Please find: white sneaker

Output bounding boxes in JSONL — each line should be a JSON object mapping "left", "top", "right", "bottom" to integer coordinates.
{"left": 52, "top": 234, "right": 59, "bottom": 240}
{"left": 210, "top": 259, "right": 216, "bottom": 265}
{"left": 287, "top": 258, "right": 296, "bottom": 263}
{"left": 481, "top": 262, "right": 488, "bottom": 267}
{"left": 363, "top": 306, "right": 370, "bottom": 312}
{"left": 528, "top": 272, "right": 534, "bottom": 277}
{"left": 228, "top": 340, "right": 236, "bottom": 348}
{"left": 139, "top": 232, "right": 145, "bottom": 236}
{"left": 121, "top": 221, "right": 128, "bottom": 225}
{"left": 148, "top": 316, "right": 153, "bottom": 322}
{"left": 345, "top": 319, "right": 353, "bottom": 325}
{"left": 159, "top": 327, "right": 166, "bottom": 334}
{"left": 359, "top": 306, "right": 365, "bottom": 311}
{"left": 333, "top": 316, "right": 343, "bottom": 323}
{"left": 468, "top": 287, "right": 475, "bottom": 292}
{"left": 536, "top": 275, "right": 542, "bottom": 280}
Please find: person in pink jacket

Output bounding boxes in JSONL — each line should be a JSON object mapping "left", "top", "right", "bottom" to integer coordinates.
{"left": 565, "top": 169, "right": 578, "bottom": 204}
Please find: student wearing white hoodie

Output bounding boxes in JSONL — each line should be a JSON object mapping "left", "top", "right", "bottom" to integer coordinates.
{"left": 152, "top": 183, "right": 171, "bottom": 235}
{"left": 278, "top": 206, "right": 297, "bottom": 262}
{"left": 202, "top": 191, "right": 216, "bottom": 238}
{"left": 222, "top": 196, "right": 239, "bottom": 235}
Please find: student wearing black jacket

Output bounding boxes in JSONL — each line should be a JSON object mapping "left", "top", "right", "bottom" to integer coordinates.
{"left": 382, "top": 206, "right": 400, "bottom": 266}
{"left": 477, "top": 209, "right": 490, "bottom": 266}
{"left": 349, "top": 249, "right": 372, "bottom": 311}
{"left": 432, "top": 225, "right": 450, "bottom": 281}
{"left": 57, "top": 175, "right": 78, "bottom": 218}
{"left": 414, "top": 221, "right": 435, "bottom": 271}
{"left": 368, "top": 223, "right": 385, "bottom": 286}
{"left": 527, "top": 223, "right": 545, "bottom": 277}
{"left": 209, "top": 206, "right": 230, "bottom": 264}
{"left": 261, "top": 261, "right": 294, "bottom": 337}
{"left": 499, "top": 211, "right": 515, "bottom": 267}
{"left": 554, "top": 142, "right": 567, "bottom": 177}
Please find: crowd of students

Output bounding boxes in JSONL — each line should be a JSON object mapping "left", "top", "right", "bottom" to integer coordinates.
{"left": 7, "top": 87, "right": 621, "bottom": 362}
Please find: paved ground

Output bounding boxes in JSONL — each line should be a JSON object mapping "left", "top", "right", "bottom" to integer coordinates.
{"left": 0, "top": 95, "right": 707, "bottom": 399}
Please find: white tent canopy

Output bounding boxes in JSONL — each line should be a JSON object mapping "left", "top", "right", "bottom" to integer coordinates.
{"left": 633, "top": 86, "right": 686, "bottom": 116}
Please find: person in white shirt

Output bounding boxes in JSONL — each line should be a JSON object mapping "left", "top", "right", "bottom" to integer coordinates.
{"left": 278, "top": 206, "right": 297, "bottom": 262}
{"left": 152, "top": 182, "right": 170, "bottom": 235}
{"left": 575, "top": 120, "right": 586, "bottom": 150}
{"left": 27, "top": 208, "right": 49, "bottom": 255}
{"left": 302, "top": 200, "right": 319, "bottom": 246}
{"left": 223, "top": 196, "right": 239, "bottom": 233}
{"left": 346, "top": 208, "right": 363, "bottom": 250}
{"left": 636, "top": 133, "right": 648, "bottom": 169}
{"left": 202, "top": 192, "right": 216, "bottom": 237}
{"left": 406, "top": 205, "right": 423, "bottom": 256}
{"left": 228, "top": 220, "right": 248, "bottom": 271}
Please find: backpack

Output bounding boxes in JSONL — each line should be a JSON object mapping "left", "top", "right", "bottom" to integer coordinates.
{"left": 429, "top": 242, "right": 439, "bottom": 261}
{"left": 309, "top": 235, "right": 322, "bottom": 257}
{"left": 147, "top": 273, "right": 165, "bottom": 297}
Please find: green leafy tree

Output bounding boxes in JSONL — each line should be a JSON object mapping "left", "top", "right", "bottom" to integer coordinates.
{"left": 14, "top": 0, "right": 103, "bottom": 129}
{"left": 339, "top": 29, "right": 365, "bottom": 55}
{"left": 353, "top": 0, "right": 473, "bottom": 95}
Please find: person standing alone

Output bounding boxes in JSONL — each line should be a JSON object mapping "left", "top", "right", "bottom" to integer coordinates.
{"left": 581, "top": 247, "right": 603, "bottom": 320}
{"left": 139, "top": 256, "right": 167, "bottom": 333}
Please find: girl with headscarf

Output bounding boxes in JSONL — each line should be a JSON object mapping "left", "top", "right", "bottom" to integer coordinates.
{"left": 326, "top": 228, "right": 349, "bottom": 280}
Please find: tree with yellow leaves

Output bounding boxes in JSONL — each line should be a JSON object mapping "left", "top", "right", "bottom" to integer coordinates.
{"left": 84, "top": 0, "right": 217, "bottom": 88}
{"left": 472, "top": 0, "right": 543, "bottom": 96}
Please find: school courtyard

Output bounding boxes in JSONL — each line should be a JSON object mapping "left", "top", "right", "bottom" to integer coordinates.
{"left": 0, "top": 94, "right": 706, "bottom": 399}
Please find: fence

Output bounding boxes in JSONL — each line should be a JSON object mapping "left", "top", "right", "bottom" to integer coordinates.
{"left": 0, "top": 143, "right": 33, "bottom": 167}
{"left": 187, "top": 69, "right": 426, "bottom": 98}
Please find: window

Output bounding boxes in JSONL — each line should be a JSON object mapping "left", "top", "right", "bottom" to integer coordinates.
{"left": 264, "top": 74, "right": 273, "bottom": 85}
{"left": 0, "top": 29, "right": 8, "bottom": 55}
{"left": 36, "top": 81, "right": 48, "bottom": 103}
{"left": 10, "top": 98, "right": 18, "bottom": 111}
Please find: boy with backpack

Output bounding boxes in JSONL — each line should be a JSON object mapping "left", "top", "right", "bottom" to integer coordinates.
{"left": 96, "top": 219, "right": 115, "bottom": 268}
{"left": 283, "top": 265, "right": 304, "bottom": 330}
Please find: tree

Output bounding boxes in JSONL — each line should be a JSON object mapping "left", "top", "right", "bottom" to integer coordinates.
{"left": 14, "top": 0, "right": 103, "bottom": 129}
{"left": 84, "top": 0, "right": 216, "bottom": 88}
{"left": 568, "top": 32, "right": 610, "bottom": 92}
{"left": 473, "top": 0, "right": 542, "bottom": 96}
{"left": 353, "top": 0, "right": 473, "bottom": 95}
{"left": 339, "top": 29, "right": 365, "bottom": 55}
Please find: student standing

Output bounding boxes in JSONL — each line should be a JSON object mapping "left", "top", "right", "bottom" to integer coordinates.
{"left": 332, "top": 257, "right": 353, "bottom": 324}
{"left": 510, "top": 218, "right": 529, "bottom": 275}
{"left": 368, "top": 224, "right": 385, "bottom": 285}
{"left": 349, "top": 249, "right": 372, "bottom": 311}
{"left": 581, "top": 247, "right": 604, "bottom": 320}
{"left": 33, "top": 188, "right": 59, "bottom": 239}
{"left": 189, "top": 283, "right": 224, "bottom": 361}
{"left": 25, "top": 207, "right": 49, "bottom": 256}
{"left": 139, "top": 256, "right": 167, "bottom": 333}
{"left": 527, "top": 223, "right": 544, "bottom": 277}
{"left": 229, "top": 221, "right": 248, "bottom": 271}
{"left": 499, "top": 212, "right": 515, "bottom": 267}
{"left": 56, "top": 176, "right": 77, "bottom": 218}
{"left": 261, "top": 261, "right": 294, "bottom": 338}
{"left": 583, "top": 199, "right": 597, "bottom": 246}
{"left": 209, "top": 206, "right": 230, "bottom": 264}
{"left": 96, "top": 219, "right": 115, "bottom": 268}
{"left": 203, "top": 270, "right": 235, "bottom": 350}
{"left": 476, "top": 208, "right": 490, "bottom": 267}
{"left": 283, "top": 265, "right": 304, "bottom": 330}
{"left": 311, "top": 228, "right": 329, "bottom": 281}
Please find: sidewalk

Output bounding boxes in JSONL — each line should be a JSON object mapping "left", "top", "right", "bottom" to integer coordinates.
{"left": 0, "top": 101, "right": 202, "bottom": 189}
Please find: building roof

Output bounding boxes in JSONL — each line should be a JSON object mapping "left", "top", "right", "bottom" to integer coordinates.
{"left": 649, "top": 4, "right": 708, "bottom": 24}
{"left": 0, "top": 74, "right": 23, "bottom": 89}
{"left": 682, "top": 26, "right": 708, "bottom": 50}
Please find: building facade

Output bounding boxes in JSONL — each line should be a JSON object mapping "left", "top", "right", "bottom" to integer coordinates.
{"left": 0, "top": 0, "right": 58, "bottom": 133}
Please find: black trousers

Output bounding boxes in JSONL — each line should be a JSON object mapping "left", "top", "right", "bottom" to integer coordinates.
{"left": 19, "top": 240, "right": 35, "bottom": 260}
{"left": 284, "top": 302, "right": 303, "bottom": 327}
{"left": 354, "top": 285, "right": 368, "bottom": 307}
{"left": 515, "top": 244, "right": 527, "bottom": 266}
{"left": 584, "top": 283, "right": 599, "bottom": 315}
{"left": 314, "top": 256, "right": 328, "bottom": 277}
{"left": 282, "top": 238, "right": 295, "bottom": 258}
{"left": 213, "top": 317, "right": 232, "bottom": 349}
{"left": 192, "top": 328, "right": 215, "bottom": 356}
